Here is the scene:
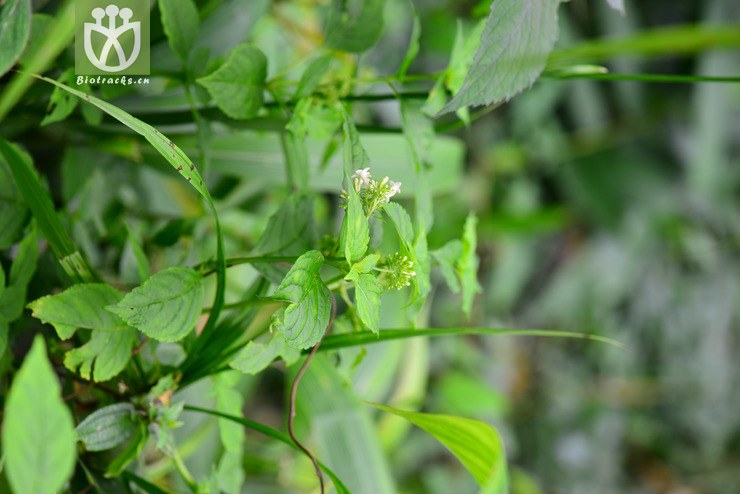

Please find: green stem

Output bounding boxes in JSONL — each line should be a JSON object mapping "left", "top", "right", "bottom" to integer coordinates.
{"left": 171, "top": 449, "right": 198, "bottom": 493}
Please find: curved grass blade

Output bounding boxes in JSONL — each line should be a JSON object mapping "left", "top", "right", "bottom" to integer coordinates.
{"left": 30, "top": 73, "right": 226, "bottom": 346}
{"left": 183, "top": 405, "right": 350, "bottom": 494}
{"left": 317, "top": 327, "right": 628, "bottom": 352}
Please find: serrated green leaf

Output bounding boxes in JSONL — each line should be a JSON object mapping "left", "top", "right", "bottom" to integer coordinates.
{"left": 109, "top": 267, "right": 204, "bottom": 342}
{"left": 229, "top": 331, "right": 299, "bottom": 375}
{"left": 433, "top": 239, "right": 463, "bottom": 293}
{"left": 40, "top": 69, "right": 78, "bottom": 126}
{"left": 340, "top": 187, "right": 369, "bottom": 264}
{"left": 460, "top": 214, "right": 482, "bottom": 317}
{"left": 76, "top": 403, "right": 139, "bottom": 452}
{"left": 440, "top": 0, "right": 561, "bottom": 114}
{"left": 269, "top": 250, "right": 331, "bottom": 349}
{"left": 382, "top": 202, "right": 414, "bottom": 250}
{"left": 2, "top": 336, "right": 76, "bottom": 494}
{"left": 346, "top": 253, "right": 380, "bottom": 279}
{"left": 198, "top": 43, "right": 267, "bottom": 119}
{"left": 64, "top": 328, "right": 137, "bottom": 382}
{"left": 28, "top": 284, "right": 127, "bottom": 340}
{"left": 295, "top": 54, "right": 333, "bottom": 99}
{"left": 353, "top": 273, "right": 383, "bottom": 333}
{"left": 369, "top": 402, "right": 508, "bottom": 492}
{"left": 159, "top": 0, "right": 200, "bottom": 63}
{"left": 0, "top": 0, "right": 31, "bottom": 77}
{"left": 397, "top": 3, "right": 421, "bottom": 78}
{"left": 324, "top": 0, "right": 386, "bottom": 53}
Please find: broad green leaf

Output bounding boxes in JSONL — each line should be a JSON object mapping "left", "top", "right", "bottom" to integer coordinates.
{"left": 397, "top": 3, "right": 421, "bottom": 78}
{"left": 460, "top": 214, "right": 482, "bottom": 317}
{"left": 382, "top": 202, "right": 414, "bottom": 250}
{"left": 2, "top": 336, "right": 76, "bottom": 494}
{"left": 268, "top": 250, "right": 331, "bottom": 349}
{"left": 109, "top": 267, "right": 204, "bottom": 342}
{"left": 369, "top": 402, "right": 508, "bottom": 492}
{"left": 40, "top": 69, "right": 77, "bottom": 126}
{"left": 0, "top": 0, "right": 31, "bottom": 77}
{"left": 352, "top": 273, "right": 382, "bottom": 333}
{"left": 440, "top": 0, "right": 561, "bottom": 114}
{"left": 340, "top": 187, "right": 369, "bottom": 264}
{"left": 28, "top": 284, "right": 127, "bottom": 339}
{"left": 295, "top": 54, "right": 333, "bottom": 99}
{"left": 432, "top": 239, "right": 463, "bottom": 293}
{"left": 76, "top": 403, "right": 139, "bottom": 452}
{"left": 0, "top": 149, "right": 28, "bottom": 249}
{"left": 229, "top": 332, "right": 299, "bottom": 375}
{"left": 324, "top": 0, "right": 386, "bottom": 53}
{"left": 198, "top": 43, "right": 267, "bottom": 119}
{"left": 64, "top": 328, "right": 137, "bottom": 382}
{"left": 159, "top": 0, "right": 200, "bottom": 63}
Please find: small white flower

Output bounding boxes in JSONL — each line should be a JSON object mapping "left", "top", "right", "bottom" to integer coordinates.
{"left": 352, "top": 167, "right": 372, "bottom": 187}
{"left": 387, "top": 180, "right": 401, "bottom": 198}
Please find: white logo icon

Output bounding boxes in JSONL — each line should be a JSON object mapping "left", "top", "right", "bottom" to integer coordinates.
{"left": 84, "top": 4, "right": 141, "bottom": 72}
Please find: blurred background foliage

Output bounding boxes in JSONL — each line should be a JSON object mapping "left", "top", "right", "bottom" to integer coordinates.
{"left": 2, "top": 0, "right": 739, "bottom": 493}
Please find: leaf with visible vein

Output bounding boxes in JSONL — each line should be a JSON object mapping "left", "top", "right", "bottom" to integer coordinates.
{"left": 109, "top": 267, "right": 204, "bottom": 342}
{"left": 268, "top": 250, "right": 331, "bottom": 349}
{"left": 65, "top": 328, "right": 137, "bottom": 382}
{"left": 198, "top": 43, "right": 267, "bottom": 120}
{"left": 369, "top": 402, "right": 508, "bottom": 492}
{"left": 439, "top": 0, "right": 561, "bottom": 114}
{"left": 76, "top": 403, "right": 139, "bottom": 452}
{"left": 28, "top": 284, "right": 128, "bottom": 339}
{"left": 2, "top": 336, "right": 76, "bottom": 494}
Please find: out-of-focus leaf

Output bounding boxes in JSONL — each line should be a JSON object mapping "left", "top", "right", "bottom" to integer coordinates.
{"left": 325, "top": 0, "right": 386, "bottom": 53}
{"left": 0, "top": 0, "right": 31, "bottom": 77}
{"left": 296, "top": 355, "right": 396, "bottom": 494}
{"left": 28, "top": 284, "right": 128, "bottom": 340}
{"left": 295, "top": 54, "right": 333, "bottom": 99}
{"left": 76, "top": 403, "right": 139, "bottom": 452}
{"left": 605, "top": 0, "right": 626, "bottom": 15}
{"left": 440, "top": 0, "right": 561, "bottom": 114}
{"left": 460, "top": 214, "right": 482, "bottom": 316}
{"left": 108, "top": 267, "right": 204, "bottom": 342}
{"left": 268, "top": 250, "right": 331, "bottom": 349}
{"left": 2, "top": 336, "right": 76, "bottom": 494}
{"left": 0, "top": 151, "right": 28, "bottom": 249}
{"left": 213, "top": 371, "right": 245, "bottom": 494}
{"left": 64, "top": 328, "right": 137, "bottom": 382}
{"left": 433, "top": 240, "right": 463, "bottom": 293}
{"left": 198, "top": 43, "right": 267, "bottom": 119}
{"left": 397, "top": 4, "right": 421, "bottom": 78}
{"left": 229, "top": 332, "right": 299, "bottom": 374}
{"left": 159, "top": 0, "right": 200, "bottom": 63}
{"left": 369, "top": 402, "right": 508, "bottom": 492}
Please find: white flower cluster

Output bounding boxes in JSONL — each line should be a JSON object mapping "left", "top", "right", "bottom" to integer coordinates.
{"left": 351, "top": 167, "right": 401, "bottom": 203}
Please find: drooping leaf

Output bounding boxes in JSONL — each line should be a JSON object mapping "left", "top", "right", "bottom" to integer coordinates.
{"left": 397, "top": 3, "right": 421, "bottom": 78}
{"left": 382, "top": 202, "right": 414, "bottom": 250}
{"left": 198, "top": 43, "right": 267, "bottom": 119}
{"left": 268, "top": 250, "right": 331, "bottom": 349}
{"left": 352, "top": 273, "right": 383, "bottom": 333}
{"left": 109, "top": 267, "right": 204, "bottom": 342}
{"left": 460, "top": 214, "right": 482, "bottom": 317}
{"left": 76, "top": 403, "right": 139, "bottom": 452}
{"left": 439, "top": 0, "right": 561, "bottom": 114}
{"left": 159, "top": 0, "right": 200, "bottom": 63}
{"left": 229, "top": 331, "right": 299, "bottom": 375}
{"left": 2, "top": 336, "right": 76, "bottom": 494}
{"left": 28, "top": 284, "right": 128, "bottom": 340}
{"left": 369, "top": 402, "right": 508, "bottom": 492}
{"left": 324, "top": 0, "right": 386, "bottom": 53}
{"left": 64, "top": 328, "right": 138, "bottom": 382}
{"left": 295, "top": 54, "right": 333, "bottom": 99}
{"left": 340, "top": 187, "right": 369, "bottom": 264}
{"left": 0, "top": 0, "right": 31, "bottom": 77}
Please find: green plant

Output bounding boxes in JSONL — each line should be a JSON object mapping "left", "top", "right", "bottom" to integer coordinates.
{"left": 0, "top": 0, "right": 737, "bottom": 493}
